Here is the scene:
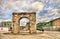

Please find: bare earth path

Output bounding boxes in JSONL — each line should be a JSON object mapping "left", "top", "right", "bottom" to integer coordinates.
{"left": 0, "top": 31, "right": 60, "bottom": 39}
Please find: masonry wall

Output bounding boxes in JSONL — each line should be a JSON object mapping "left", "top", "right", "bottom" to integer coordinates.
{"left": 43, "top": 18, "right": 60, "bottom": 31}
{"left": 12, "top": 12, "right": 36, "bottom": 34}
{"left": 52, "top": 18, "right": 60, "bottom": 26}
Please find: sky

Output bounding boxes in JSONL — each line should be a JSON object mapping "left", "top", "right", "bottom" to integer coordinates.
{"left": 0, "top": 0, "right": 60, "bottom": 23}
{"left": 20, "top": 18, "right": 29, "bottom": 26}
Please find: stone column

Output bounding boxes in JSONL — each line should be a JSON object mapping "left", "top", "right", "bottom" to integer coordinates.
{"left": 29, "top": 14, "right": 36, "bottom": 34}
{"left": 13, "top": 15, "right": 19, "bottom": 34}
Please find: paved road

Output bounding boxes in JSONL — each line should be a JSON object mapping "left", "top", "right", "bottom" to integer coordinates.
{"left": 0, "top": 31, "right": 60, "bottom": 39}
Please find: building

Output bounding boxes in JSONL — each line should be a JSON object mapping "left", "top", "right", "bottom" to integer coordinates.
{"left": 43, "top": 18, "right": 60, "bottom": 31}
{"left": 0, "top": 21, "right": 12, "bottom": 27}
{"left": 37, "top": 18, "right": 60, "bottom": 31}
{"left": 52, "top": 18, "right": 60, "bottom": 26}
{"left": 40, "top": 18, "right": 60, "bottom": 26}
{"left": 0, "top": 21, "right": 12, "bottom": 33}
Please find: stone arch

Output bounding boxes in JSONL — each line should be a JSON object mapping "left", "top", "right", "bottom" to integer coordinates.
{"left": 18, "top": 17, "right": 30, "bottom": 25}
{"left": 12, "top": 12, "right": 36, "bottom": 34}
{"left": 19, "top": 17, "right": 30, "bottom": 31}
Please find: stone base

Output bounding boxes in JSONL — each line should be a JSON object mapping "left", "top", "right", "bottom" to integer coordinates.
{"left": 29, "top": 30, "right": 36, "bottom": 34}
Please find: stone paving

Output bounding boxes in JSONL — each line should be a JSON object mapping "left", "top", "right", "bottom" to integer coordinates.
{"left": 0, "top": 31, "right": 60, "bottom": 39}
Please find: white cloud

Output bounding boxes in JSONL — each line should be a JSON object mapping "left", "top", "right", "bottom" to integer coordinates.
{"left": 0, "top": 0, "right": 44, "bottom": 22}
{"left": 29, "top": 2, "right": 44, "bottom": 11}
{"left": 0, "top": 19, "right": 12, "bottom": 23}
{"left": 0, "top": 0, "right": 60, "bottom": 23}
{"left": 47, "top": 9, "right": 60, "bottom": 17}
{"left": 37, "top": 8, "right": 60, "bottom": 23}
{"left": 0, "top": 0, "right": 29, "bottom": 20}
{"left": 37, "top": 17, "right": 52, "bottom": 23}
{"left": 15, "top": 1, "right": 44, "bottom": 12}
{"left": 52, "top": 0, "right": 60, "bottom": 4}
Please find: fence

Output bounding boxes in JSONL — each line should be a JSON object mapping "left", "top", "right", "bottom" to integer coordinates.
{"left": 43, "top": 26, "right": 60, "bottom": 31}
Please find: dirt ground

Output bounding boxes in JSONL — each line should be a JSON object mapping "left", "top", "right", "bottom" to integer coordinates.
{"left": 0, "top": 31, "right": 60, "bottom": 39}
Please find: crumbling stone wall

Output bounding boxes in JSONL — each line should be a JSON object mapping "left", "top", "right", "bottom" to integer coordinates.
{"left": 12, "top": 12, "right": 36, "bottom": 34}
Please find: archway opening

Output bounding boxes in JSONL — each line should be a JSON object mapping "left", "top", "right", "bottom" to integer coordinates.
{"left": 19, "top": 18, "right": 30, "bottom": 33}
